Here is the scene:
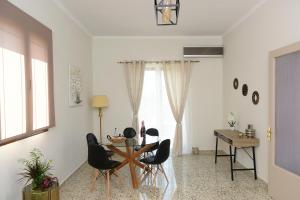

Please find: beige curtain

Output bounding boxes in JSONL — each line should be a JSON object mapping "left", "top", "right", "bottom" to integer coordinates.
{"left": 124, "top": 61, "right": 145, "bottom": 132}
{"left": 163, "top": 61, "right": 191, "bottom": 156}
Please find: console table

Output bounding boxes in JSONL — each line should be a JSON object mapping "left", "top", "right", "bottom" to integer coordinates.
{"left": 214, "top": 129, "right": 259, "bottom": 181}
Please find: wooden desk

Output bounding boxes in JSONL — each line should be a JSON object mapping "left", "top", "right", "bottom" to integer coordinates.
{"left": 214, "top": 129, "right": 259, "bottom": 181}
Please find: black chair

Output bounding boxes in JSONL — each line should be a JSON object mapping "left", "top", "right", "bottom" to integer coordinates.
{"left": 86, "top": 132, "right": 114, "bottom": 158}
{"left": 123, "top": 127, "right": 136, "bottom": 138}
{"left": 140, "top": 139, "right": 170, "bottom": 187}
{"left": 144, "top": 128, "right": 160, "bottom": 153}
{"left": 135, "top": 128, "right": 160, "bottom": 156}
{"left": 86, "top": 133, "right": 121, "bottom": 197}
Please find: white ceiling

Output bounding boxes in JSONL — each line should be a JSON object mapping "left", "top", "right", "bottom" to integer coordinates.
{"left": 55, "top": 0, "right": 263, "bottom": 36}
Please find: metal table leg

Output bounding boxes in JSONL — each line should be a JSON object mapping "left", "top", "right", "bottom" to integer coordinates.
{"left": 229, "top": 145, "right": 234, "bottom": 181}
{"left": 252, "top": 146, "right": 257, "bottom": 180}
{"left": 234, "top": 147, "right": 237, "bottom": 163}
{"left": 215, "top": 137, "right": 218, "bottom": 164}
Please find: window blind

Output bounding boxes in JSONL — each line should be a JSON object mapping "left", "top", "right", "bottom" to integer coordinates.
{"left": 0, "top": 0, "right": 54, "bottom": 145}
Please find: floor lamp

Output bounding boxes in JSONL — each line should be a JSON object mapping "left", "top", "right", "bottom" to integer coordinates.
{"left": 92, "top": 95, "right": 109, "bottom": 143}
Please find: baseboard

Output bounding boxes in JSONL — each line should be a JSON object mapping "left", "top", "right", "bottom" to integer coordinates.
{"left": 190, "top": 150, "right": 225, "bottom": 155}
{"left": 59, "top": 160, "right": 87, "bottom": 187}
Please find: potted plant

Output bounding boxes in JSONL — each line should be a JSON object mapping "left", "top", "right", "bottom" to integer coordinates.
{"left": 19, "top": 148, "right": 59, "bottom": 200}
{"left": 227, "top": 112, "right": 236, "bottom": 130}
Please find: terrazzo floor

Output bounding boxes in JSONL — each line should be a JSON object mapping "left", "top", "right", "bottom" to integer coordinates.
{"left": 60, "top": 154, "right": 272, "bottom": 200}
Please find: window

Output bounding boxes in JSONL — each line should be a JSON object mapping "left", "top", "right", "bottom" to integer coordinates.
{"left": 0, "top": 1, "right": 54, "bottom": 146}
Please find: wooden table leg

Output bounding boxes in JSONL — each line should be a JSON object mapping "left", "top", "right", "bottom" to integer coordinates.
{"left": 105, "top": 142, "right": 155, "bottom": 189}
{"left": 115, "top": 159, "right": 129, "bottom": 171}
{"left": 133, "top": 159, "right": 145, "bottom": 169}
{"left": 126, "top": 143, "right": 139, "bottom": 189}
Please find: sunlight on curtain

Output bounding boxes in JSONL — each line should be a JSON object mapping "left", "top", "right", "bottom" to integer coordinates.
{"left": 138, "top": 64, "right": 176, "bottom": 148}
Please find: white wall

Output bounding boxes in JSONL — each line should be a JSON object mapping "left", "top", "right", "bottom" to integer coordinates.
{"left": 92, "top": 36, "right": 223, "bottom": 154}
{"left": 223, "top": 0, "right": 300, "bottom": 182}
{"left": 0, "top": 1, "right": 93, "bottom": 199}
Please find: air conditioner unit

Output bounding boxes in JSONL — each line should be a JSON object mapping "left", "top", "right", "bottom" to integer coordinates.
{"left": 183, "top": 47, "right": 224, "bottom": 58}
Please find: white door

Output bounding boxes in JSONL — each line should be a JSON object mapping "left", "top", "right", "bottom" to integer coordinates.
{"left": 269, "top": 42, "right": 300, "bottom": 200}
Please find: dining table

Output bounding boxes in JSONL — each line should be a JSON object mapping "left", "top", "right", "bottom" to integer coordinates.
{"left": 103, "top": 138, "right": 155, "bottom": 189}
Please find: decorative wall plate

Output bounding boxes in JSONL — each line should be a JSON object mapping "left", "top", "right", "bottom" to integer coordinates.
{"left": 242, "top": 84, "right": 248, "bottom": 96}
{"left": 233, "top": 78, "right": 239, "bottom": 89}
{"left": 252, "top": 91, "right": 259, "bottom": 105}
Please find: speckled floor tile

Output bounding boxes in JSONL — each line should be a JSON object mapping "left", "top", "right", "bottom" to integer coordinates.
{"left": 60, "top": 155, "right": 272, "bottom": 200}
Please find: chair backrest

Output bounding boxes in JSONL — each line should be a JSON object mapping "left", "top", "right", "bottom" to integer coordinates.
{"left": 123, "top": 127, "right": 136, "bottom": 138}
{"left": 86, "top": 133, "right": 99, "bottom": 145}
{"left": 146, "top": 128, "right": 159, "bottom": 136}
{"left": 86, "top": 133, "right": 109, "bottom": 169}
{"left": 154, "top": 139, "right": 170, "bottom": 164}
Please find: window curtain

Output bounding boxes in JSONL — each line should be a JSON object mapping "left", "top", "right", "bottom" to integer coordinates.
{"left": 124, "top": 61, "right": 145, "bottom": 132}
{"left": 163, "top": 60, "right": 192, "bottom": 156}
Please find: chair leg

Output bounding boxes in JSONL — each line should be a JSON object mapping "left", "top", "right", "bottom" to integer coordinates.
{"left": 112, "top": 169, "right": 119, "bottom": 177}
{"left": 105, "top": 170, "right": 111, "bottom": 198}
{"left": 152, "top": 166, "right": 159, "bottom": 194}
{"left": 160, "top": 164, "right": 169, "bottom": 183}
{"left": 139, "top": 166, "right": 147, "bottom": 182}
{"left": 90, "top": 169, "right": 99, "bottom": 192}
{"left": 149, "top": 165, "right": 154, "bottom": 184}
{"left": 140, "top": 165, "right": 152, "bottom": 184}
{"left": 113, "top": 169, "right": 124, "bottom": 185}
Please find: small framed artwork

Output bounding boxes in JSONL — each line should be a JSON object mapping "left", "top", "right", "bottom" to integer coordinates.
{"left": 69, "top": 65, "right": 83, "bottom": 107}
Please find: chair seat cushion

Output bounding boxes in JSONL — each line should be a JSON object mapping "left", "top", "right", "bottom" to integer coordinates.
{"left": 140, "top": 155, "right": 156, "bottom": 164}
{"left": 106, "top": 150, "right": 114, "bottom": 157}
{"left": 98, "top": 160, "right": 121, "bottom": 170}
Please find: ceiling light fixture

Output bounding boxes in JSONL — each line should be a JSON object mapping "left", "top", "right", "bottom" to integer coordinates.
{"left": 154, "top": 0, "right": 180, "bottom": 25}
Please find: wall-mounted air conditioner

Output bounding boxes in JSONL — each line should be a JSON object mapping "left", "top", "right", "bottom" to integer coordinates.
{"left": 183, "top": 47, "right": 224, "bottom": 58}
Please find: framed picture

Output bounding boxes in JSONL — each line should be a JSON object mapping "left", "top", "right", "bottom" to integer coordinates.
{"left": 69, "top": 65, "right": 83, "bottom": 107}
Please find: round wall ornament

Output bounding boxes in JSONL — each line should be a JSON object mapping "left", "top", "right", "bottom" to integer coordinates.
{"left": 242, "top": 84, "right": 248, "bottom": 96}
{"left": 233, "top": 78, "right": 239, "bottom": 89}
{"left": 252, "top": 91, "right": 259, "bottom": 105}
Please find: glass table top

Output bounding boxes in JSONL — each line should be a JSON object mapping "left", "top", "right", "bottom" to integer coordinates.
{"left": 102, "top": 138, "right": 158, "bottom": 148}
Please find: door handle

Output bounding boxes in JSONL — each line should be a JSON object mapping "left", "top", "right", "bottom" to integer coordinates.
{"left": 267, "top": 127, "right": 272, "bottom": 142}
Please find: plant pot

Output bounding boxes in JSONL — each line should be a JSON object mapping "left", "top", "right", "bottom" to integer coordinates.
{"left": 23, "top": 182, "right": 59, "bottom": 200}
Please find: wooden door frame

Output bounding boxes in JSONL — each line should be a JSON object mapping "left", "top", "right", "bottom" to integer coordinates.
{"left": 269, "top": 41, "right": 300, "bottom": 199}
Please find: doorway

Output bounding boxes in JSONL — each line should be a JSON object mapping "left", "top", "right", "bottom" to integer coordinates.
{"left": 138, "top": 64, "right": 176, "bottom": 147}
{"left": 269, "top": 42, "right": 300, "bottom": 199}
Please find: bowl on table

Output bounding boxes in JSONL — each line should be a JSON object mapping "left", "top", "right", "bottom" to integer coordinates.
{"left": 107, "top": 135, "right": 126, "bottom": 143}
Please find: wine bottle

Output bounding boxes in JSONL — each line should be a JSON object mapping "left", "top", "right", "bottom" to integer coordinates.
{"left": 140, "top": 121, "right": 146, "bottom": 146}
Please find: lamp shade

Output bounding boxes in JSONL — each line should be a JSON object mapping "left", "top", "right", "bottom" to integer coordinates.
{"left": 91, "top": 95, "right": 109, "bottom": 108}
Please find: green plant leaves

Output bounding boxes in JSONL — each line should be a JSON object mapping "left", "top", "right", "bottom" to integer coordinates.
{"left": 18, "top": 148, "right": 53, "bottom": 190}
